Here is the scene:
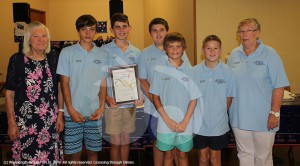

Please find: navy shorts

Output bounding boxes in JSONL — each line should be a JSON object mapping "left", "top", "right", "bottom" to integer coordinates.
{"left": 144, "top": 113, "right": 158, "bottom": 141}
{"left": 193, "top": 132, "right": 229, "bottom": 150}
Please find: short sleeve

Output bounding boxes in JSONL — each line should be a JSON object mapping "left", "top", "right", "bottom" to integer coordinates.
{"left": 135, "top": 50, "right": 141, "bottom": 64}
{"left": 102, "top": 51, "right": 110, "bottom": 78}
{"left": 188, "top": 70, "right": 202, "bottom": 100}
{"left": 226, "top": 51, "right": 234, "bottom": 67}
{"left": 267, "top": 52, "right": 289, "bottom": 88}
{"left": 138, "top": 52, "right": 148, "bottom": 79}
{"left": 225, "top": 67, "right": 236, "bottom": 97}
{"left": 56, "top": 49, "right": 70, "bottom": 77}
{"left": 149, "top": 71, "right": 160, "bottom": 96}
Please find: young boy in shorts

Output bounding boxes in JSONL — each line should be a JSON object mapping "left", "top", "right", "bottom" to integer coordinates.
{"left": 149, "top": 32, "right": 201, "bottom": 166}
{"left": 101, "top": 13, "right": 143, "bottom": 164}
{"left": 138, "top": 18, "right": 191, "bottom": 166}
{"left": 57, "top": 14, "right": 109, "bottom": 165}
{"left": 193, "top": 35, "right": 236, "bottom": 166}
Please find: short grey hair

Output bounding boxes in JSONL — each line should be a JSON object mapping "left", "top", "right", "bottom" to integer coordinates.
{"left": 237, "top": 18, "right": 261, "bottom": 32}
{"left": 23, "top": 21, "right": 51, "bottom": 55}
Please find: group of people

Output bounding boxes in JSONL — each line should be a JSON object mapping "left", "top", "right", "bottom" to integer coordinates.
{"left": 5, "top": 12, "right": 289, "bottom": 166}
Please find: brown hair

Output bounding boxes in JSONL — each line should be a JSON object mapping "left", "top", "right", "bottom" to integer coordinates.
{"left": 202, "top": 35, "right": 222, "bottom": 48}
{"left": 163, "top": 32, "right": 186, "bottom": 51}
{"left": 110, "top": 13, "right": 129, "bottom": 27}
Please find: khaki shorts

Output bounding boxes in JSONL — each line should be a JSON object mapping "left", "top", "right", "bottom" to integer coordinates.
{"left": 105, "top": 107, "right": 136, "bottom": 135}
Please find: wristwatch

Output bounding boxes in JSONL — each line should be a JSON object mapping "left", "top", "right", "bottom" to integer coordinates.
{"left": 270, "top": 111, "right": 280, "bottom": 118}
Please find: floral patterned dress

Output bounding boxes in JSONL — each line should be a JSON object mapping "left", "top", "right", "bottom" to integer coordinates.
{"left": 6, "top": 53, "right": 63, "bottom": 165}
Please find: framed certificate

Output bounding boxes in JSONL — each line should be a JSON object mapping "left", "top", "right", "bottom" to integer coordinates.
{"left": 109, "top": 64, "right": 141, "bottom": 105}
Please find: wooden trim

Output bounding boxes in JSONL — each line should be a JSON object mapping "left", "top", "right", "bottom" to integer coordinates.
{"left": 193, "top": 0, "right": 197, "bottom": 65}
{"left": 30, "top": 8, "right": 46, "bottom": 25}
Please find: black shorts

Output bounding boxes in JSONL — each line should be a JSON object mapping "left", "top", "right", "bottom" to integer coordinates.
{"left": 193, "top": 132, "right": 229, "bottom": 150}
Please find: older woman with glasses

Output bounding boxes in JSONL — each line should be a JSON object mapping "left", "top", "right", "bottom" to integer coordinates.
{"left": 227, "top": 18, "right": 289, "bottom": 166}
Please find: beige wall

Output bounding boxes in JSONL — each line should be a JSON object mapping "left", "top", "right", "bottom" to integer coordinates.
{"left": 196, "top": 0, "right": 300, "bottom": 93}
{"left": 0, "top": 0, "right": 49, "bottom": 80}
{"left": 144, "top": 0, "right": 196, "bottom": 65}
{"left": 48, "top": 0, "right": 144, "bottom": 48}
{"left": 0, "top": 0, "right": 144, "bottom": 80}
{"left": 1, "top": 0, "right": 299, "bottom": 93}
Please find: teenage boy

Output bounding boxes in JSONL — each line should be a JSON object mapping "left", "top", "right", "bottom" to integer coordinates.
{"left": 57, "top": 14, "right": 109, "bottom": 165}
{"left": 149, "top": 32, "right": 201, "bottom": 166}
{"left": 193, "top": 35, "right": 236, "bottom": 166}
{"left": 101, "top": 13, "right": 142, "bottom": 165}
{"left": 138, "top": 18, "right": 190, "bottom": 166}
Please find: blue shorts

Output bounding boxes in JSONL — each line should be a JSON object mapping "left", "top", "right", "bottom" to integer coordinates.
{"left": 64, "top": 116, "right": 102, "bottom": 154}
{"left": 157, "top": 133, "right": 193, "bottom": 152}
{"left": 144, "top": 113, "right": 158, "bottom": 140}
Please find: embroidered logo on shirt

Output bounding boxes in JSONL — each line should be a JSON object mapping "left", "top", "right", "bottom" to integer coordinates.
{"left": 75, "top": 60, "right": 82, "bottom": 63}
{"left": 199, "top": 80, "right": 205, "bottom": 83}
{"left": 161, "top": 77, "right": 170, "bottom": 81}
{"left": 253, "top": 61, "right": 265, "bottom": 66}
{"left": 233, "top": 61, "right": 240, "bottom": 64}
{"left": 93, "top": 60, "right": 103, "bottom": 64}
{"left": 215, "top": 79, "right": 225, "bottom": 84}
{"left": 149, "top": 58, "right": 157, "bottom": 61}
{"left": 181, "top": 77, "right": 190, "bottom": 82}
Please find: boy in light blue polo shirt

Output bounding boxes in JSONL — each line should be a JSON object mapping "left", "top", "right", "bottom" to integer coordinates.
{"left": 101, "top": 13, "right": 143, "bottom": 164}
{"left": 149, "top": 32, "right": 201, "bottom": 165}
{"left": 57, "top": 15, "right": 109, "bottom": 163}
{"left": 138, "top": 18, "right": 190, "bottom": 165}
{"left": 193, "top": 35, "right": 236, "bottom": 166}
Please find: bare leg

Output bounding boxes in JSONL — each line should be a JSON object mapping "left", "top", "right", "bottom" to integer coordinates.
{"left": 121, "top": 132, "right": 130, "bottom": 166}
{"left": 209, "top": 149, "right": 221, "bottom": 166}
{"left": 153, "top": 141, "right": 164, "bottom": 166}
{"left": 110, "top": 134, "right": 121, "bottom": 166}
{"left": 177, "top": 150, "right": 188, "bottom": 166}
{"left": 164, "top": 149, "right": 175, "bottom": 166}
{"left": 174, "top": 148, "right": 178, "bottom": 165}
{"left": 71, "top": 151, "right": 81, "bottom": 166}
{"left": 87, "top": 150, "right": 98, "bottom": 166}
{"left": 199, "top": 147, "right": 210, "bottom": 166}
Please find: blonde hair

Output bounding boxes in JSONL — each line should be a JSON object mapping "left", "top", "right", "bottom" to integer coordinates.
{"left": 23, "top": 21, "right": 51, "bottom": 55}
{"left": 237, "top": 18, "right": 261, "bottom": 32}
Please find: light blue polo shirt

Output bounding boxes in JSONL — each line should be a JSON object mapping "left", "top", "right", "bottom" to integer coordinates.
{"left": 138, "top": 44, "right": 191, "bottom": 117}
{"left": 149, "top": 59, "right": 201, "bottom": 135}
{"left": 193, "top": 61, "right": 236, "bottom": 136}
{"left": 227, "top": 40, "right": 289, "bottom": 132}
{"left": 101, "top": 40, "right": 141, "bottom": 108}
{"left": 57, "top": 42, "right": 109, "bottom": 117}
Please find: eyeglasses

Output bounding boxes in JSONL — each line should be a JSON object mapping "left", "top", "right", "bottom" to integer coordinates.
{"left": 237, "top": 29, "right": 258, "bottom": 34}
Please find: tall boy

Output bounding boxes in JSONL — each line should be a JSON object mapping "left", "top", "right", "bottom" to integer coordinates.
{"left": 138, "top": 18, "right": 190, "bottom": 166}
{"left": 193, "top": 35, "right": 236, "bottom": 166}
{"left": 57, "top": 15, "right": 109, "bottom": 165}
{"left": 101, "top": 13, "right": 142, "bottom": 165}
{"left": 149, "top": 32, "right": 201, "bottom": 166}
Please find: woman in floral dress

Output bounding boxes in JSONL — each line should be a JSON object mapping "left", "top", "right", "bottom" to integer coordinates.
{"left": 5, "top": 21, "right": 64, "bottom": 165}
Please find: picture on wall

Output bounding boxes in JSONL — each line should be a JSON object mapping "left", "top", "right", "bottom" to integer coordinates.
{"left": 97, "top": 21, "right": 107, "bottom": 33}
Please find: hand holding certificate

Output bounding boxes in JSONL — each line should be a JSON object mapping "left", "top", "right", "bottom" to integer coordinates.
{"left": 109, "top": 64, "right": 141, "bottom": 105}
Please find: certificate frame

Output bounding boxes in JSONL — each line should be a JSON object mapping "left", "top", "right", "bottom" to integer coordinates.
{"left": 109, "top": 64, "right": 141, "bottom": 105}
